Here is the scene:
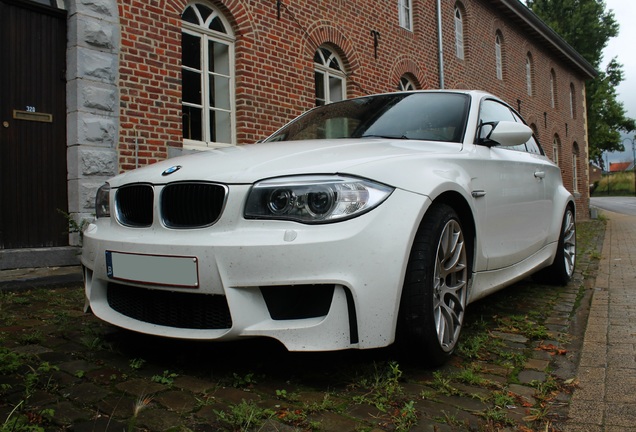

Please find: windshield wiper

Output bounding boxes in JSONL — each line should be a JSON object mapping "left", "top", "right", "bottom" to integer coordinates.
{"left": 359, "top": 134, "right": 410, "bottom": 140}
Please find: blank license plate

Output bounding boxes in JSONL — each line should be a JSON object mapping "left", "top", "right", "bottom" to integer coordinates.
{"left": 106, "top": 251, "right": 199, "bottom": 287}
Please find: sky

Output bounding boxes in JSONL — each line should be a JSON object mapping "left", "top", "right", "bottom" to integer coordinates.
{"left": 600, "top": 0, "right": 636, "bottom": 163}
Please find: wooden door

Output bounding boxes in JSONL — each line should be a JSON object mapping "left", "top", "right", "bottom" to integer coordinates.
{"left": 0, "top": 0, "right": 68, "bottom": 249}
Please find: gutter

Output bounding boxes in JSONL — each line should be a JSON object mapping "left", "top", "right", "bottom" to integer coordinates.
{"left": 436, "top": 0, "right": 445, "bottom": 89}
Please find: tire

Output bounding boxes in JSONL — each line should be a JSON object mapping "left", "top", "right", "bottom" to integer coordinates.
{"left": 397, "top": 203, "right": 469, "bottom": 367}
{"left": 535, "top": 207, "right": 576, "bottom": 286}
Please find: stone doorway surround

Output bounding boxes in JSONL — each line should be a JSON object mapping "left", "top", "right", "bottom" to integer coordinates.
{"left": 1, "top": 0, "right": 119, "bottom": 270}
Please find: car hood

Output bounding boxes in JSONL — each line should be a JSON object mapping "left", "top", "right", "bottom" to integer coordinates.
{"left": 107, "top": 139, "right": 461, "bottom": 187}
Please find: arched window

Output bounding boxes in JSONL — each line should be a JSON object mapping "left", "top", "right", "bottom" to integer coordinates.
{"left": 398, "top": 75, "right": 417, "bottom": 91}
{"left": 550, "top": 69, "right": 557, "bottom": 108}
{"left": 526, "top": 53, "right": 533, "bottom": 96}
{"left": 572, "top": 142, "right": 579, "bottom": 192}
{"left": 570, "top": 83, "right": 576, "bottom": 119}
{"left": 495, "top": 32, "right": 503, "bottom": 80}
{"left": 552, "top": 134, "right": 561, "bottom": 166}
{"left": 181, "top": 3, "right": 235, "bottom": 147}
{"left": 314, "top": 46, "right": 346, "bottom": 106}
{"left": 454, "top": 6, "right": 464, "bottom": 60}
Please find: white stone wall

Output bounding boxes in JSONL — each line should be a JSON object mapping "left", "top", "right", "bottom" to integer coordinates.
{"left": 66, "top": 0, "right": 119, "bottom": 244}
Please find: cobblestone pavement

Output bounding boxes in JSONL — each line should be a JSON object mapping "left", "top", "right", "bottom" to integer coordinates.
{"left": 0, "top": 219, "right": 605, "bottom": 431}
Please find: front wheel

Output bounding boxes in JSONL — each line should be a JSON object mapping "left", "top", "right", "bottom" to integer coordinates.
{"left": 397, "top": 204, "right": 469, "bottom": 367}
{"left": 535, "top": 207, "right": 576, "bottom": 285}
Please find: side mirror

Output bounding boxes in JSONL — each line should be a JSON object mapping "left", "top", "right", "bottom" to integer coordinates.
{"left": 480, "top": 121, "right": 533, "bottom": 147}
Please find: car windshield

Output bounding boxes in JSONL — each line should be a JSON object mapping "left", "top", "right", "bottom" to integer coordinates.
{"left": 265, "top": 92, "right": 470, "bottom": 143}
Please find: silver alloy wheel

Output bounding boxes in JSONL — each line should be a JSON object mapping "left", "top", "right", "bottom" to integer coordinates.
{"left": 433, "top": 219, "right": 468, "bottom": 352}
{"left": 562, "top": 209, "right": 576, "bottom": 278}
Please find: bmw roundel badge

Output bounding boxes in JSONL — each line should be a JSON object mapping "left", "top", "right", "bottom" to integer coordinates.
{"left": 162, "top": 165, "right": 182, "bottom": 176}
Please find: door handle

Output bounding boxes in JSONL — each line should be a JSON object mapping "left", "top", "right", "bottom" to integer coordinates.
{"left": 534, "top": 171, "right": 545, "bottom": 179}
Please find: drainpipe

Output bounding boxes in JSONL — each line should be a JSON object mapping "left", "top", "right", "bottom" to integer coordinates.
{"left": 436, "top": 0, "right": 445, "bottom": 89}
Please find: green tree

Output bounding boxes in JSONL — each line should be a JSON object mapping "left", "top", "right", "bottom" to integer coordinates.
{"left": 526, "top": 0, "right": 635, "bottom": 168}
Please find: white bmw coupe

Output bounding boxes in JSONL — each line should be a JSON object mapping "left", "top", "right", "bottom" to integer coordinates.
{"left": 81, "top": 90, "right": 576, "bottom": 366}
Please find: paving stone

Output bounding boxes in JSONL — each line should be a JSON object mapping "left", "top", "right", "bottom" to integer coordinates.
{"left": 47, "top": 400, "right": 94, "bottom": 425}
{"left": 116, "top": 378, "right": 166, "bottom": 397}
{"left": 11, "top": 344, "right": 52, "bottom": 355}
{"left": 436, "top": 393, "right": 489, "bottom": 411}
{"left": 345, "top": 402, "right": 383, "bottom": 422}
{"left": 173, "top": 375, "right": 216, "bottom": 393}
{"left": 58, "top": 359, "right": 99, "bottom": 375}
{"left": 475, "top": 362, "right": 512, "bottom": 377}
{"left": 525, "top": 358, "right": 549, "bottom": 371}
{"left": 517, "top": 370, "right": 547, "bottom": 384}
{"left": 68, "top": 382, "right": 110, "bottom": 404}
{"left": 72, "top": 417, "right": 128, "bottom": 432}
{"left": 135, "top": 407, "right": 184, "bottom": 431}
{"left": 307, "top": 410, "right": 364, "bottom": 432}
{"left": 85, "top": 367, "right": 125, "bottom": 385}
{"left": 96, "top": 394, "right": 137, "bottom": 418}
{"left": 154, "top": 389, "right": 199, "bottom": 413}
{"left": 453, "top": 382, "right": 491, "bottom": 400}
{"left": 507, "top": 383, "right": 537, "bottom": 406}
{"left": 212, "top": 386, "right": 261, "bottom": 404}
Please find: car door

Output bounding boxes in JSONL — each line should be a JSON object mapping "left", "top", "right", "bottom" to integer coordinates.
{"left": 470, "top": 99, "right": 550, "bottom": 270}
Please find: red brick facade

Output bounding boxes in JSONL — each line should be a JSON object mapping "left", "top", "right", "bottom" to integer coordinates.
{"left": 116, "top": 0, "right": 593, "bottom": 217}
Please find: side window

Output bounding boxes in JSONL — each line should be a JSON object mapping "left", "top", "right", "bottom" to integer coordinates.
{"left": 478, "top": 100, "right": 523, "bottom": 150}
{"left": 478, "top": 99, "right": 514, "bottom": 128}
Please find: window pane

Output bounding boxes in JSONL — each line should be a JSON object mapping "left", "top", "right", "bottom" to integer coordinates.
{"left": 197, "top": 5, "right": 213, "bottom": 23}
{"left": 328, "top": 56, "right": 341, "bottom": 71}
{"left": 210, "top": 75, "right": 231, "bottom": 110}
{"left": 183, "top": 106, "right": 202, "bottom": 141}
{"left": 210, "top": 110, "right": 231, "bottom": 143}
{"left": 182, "top": 6, "right": 198, "bottom": 24}
{"left": 315, "top": 71, "right": 325, "bottom": 106}
{"left": 182, "top": 33, "right": 201, "bottom": 69}
{"left": 209, "top": 40, "right": 230, "bottom": 75}
{"left": 182, "top": 69, "right": 202, "bottom": 104}
{"left": 210, "top": 16, "right": 226, "bottom": 33}
{"left": 329, "top": 76, "right": 343, "bottom": 103}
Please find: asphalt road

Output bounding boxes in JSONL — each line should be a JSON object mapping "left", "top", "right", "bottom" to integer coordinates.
{"left": 590, "top": 196, "right": 636, "bottom": 216}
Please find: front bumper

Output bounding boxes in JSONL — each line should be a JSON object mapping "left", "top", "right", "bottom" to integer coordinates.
{"left": 81, "top": 186, "right": 429, "bottom": 351}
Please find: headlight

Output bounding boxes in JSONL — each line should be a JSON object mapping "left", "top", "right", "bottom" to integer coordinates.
{"left": 95, "top": 183, "right": 111, "bottom": 218}
{"left": 245, "top": 175, "right": 394, "bottom": 223}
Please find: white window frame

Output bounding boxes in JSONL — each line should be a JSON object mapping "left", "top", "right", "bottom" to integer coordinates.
{"left": 398, "top": 0, "right": 413, "bottom": 31}
{"left": 182, "top": 4, "right": 236, "bottom": 149}
{"left": 495, "top": 33, "right": 503, "bottom": 80}
{"left": 455, "top": 7, "right": 464, "bottom": 60}
{"left": 314, "top": 47, "right": 347, "bottom": 106}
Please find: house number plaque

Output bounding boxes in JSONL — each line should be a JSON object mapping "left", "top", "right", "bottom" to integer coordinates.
{"left": 13, "top": 109, "right": 53, "bottom": 123}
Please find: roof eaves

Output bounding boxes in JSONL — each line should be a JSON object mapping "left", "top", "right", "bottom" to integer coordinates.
{"left": 493, "top": 0, "right": 598, "bottom": 79}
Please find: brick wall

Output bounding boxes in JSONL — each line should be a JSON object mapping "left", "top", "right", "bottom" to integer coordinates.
{"left": 116, "top": 0, "right": 591, "bottom": 215}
